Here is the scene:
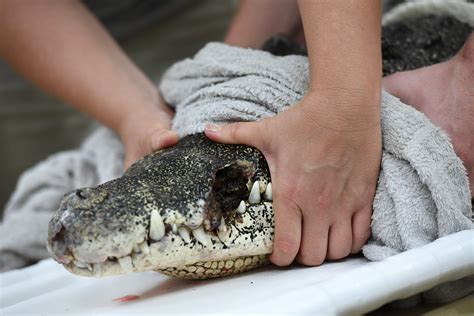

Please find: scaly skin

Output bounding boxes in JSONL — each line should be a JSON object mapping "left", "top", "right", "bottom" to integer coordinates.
{"left": 47, "top": 134, "right": 273, "bottom": 279}
{"left": 46, "top": 13, "right": 472, "bottom": 279}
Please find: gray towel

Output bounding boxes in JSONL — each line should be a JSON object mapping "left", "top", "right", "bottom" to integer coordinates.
{"left": 159, "top": 42, "right": 473, "bottom": 303}
{"left": 1, "top": 0, "right": 473, "bottom": 306}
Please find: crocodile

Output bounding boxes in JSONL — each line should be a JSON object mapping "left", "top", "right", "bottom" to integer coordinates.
{"left": 48, "top": 134, "right": 273, "bottom": 279}
{"left": 46, "top": 13, "right": 473, "bottom": 280}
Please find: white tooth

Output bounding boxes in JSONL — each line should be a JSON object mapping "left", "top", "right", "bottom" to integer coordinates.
{"left": 140, "top": 242, "right": 150, "bottom": 255}
{"left": 133, "top": 244, "right": 141, "bottom": 253}
{"left": 192, "top": 226, "right": 210, "bottom": 246}
{"left": 149, "top": 209, "right": 165, "bottom": 241}
{"left": 118, "top": 256, "right": 134, "bottom": 273}
{"left": 172, "top": 223, "right": 178, "bottom": 234}
{"left": 93, "top": 263, "right": 103, "bottom": 277}
{"left": 264, "top": 182, "right": 273, "bottom": 201}
{"left": 249, "top": 181, "right": 261, "bottom": 204}
{"left": 217, "top": 225, "right": 230, "bottom": 244}
{"left": 218, "top": 217, "right": 227, "bottom": 233}
{"left": 236, "top": 200, "right": 246, "bottom": 214}
{"left": 178, "top": 226, "right": 191, "bottom": 243}
{"left": 73, "top": 261, "right": 87, "bottom": 269}
{"left": 246, "top": 179, "right": 253, "bottom": 192}
{"left": 86, "top": 263, "right": 93, "bottom": 271}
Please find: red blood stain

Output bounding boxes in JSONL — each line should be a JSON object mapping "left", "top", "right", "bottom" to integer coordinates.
{"left": 113, "top": 295, "right": 141, "bottom": 302}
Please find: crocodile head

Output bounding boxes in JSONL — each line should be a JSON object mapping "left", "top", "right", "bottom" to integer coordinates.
{"left": 47, "top": 134, "right": 274, "bottom": 279}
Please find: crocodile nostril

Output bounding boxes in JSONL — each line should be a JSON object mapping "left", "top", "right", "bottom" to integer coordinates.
{"left": 52, "top": 224, "right": 66, "bottom": 243}
{"left": 48, "top": 223, "right": 73, "bottom": 264}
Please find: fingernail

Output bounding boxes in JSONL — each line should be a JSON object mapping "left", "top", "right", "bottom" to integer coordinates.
{"left": 205, "top": 124, "right": 222, "bottom": 133}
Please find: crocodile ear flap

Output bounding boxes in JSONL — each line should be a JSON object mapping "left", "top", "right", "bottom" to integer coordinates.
{"left": 202, "top": 161, "right": 255, "bottom": 231}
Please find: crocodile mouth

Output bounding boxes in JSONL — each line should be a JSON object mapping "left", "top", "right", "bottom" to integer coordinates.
{"left": 52, "top": 163, "right": 274, "bottom": 279}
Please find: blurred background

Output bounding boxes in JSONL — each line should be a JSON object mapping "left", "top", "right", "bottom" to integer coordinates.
{"left": 0, "top": 0, "right": 236, "bottom": 216}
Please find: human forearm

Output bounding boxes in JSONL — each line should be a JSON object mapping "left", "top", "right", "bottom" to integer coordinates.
{"left": 0, "top": 0, "right": 160, "bottom": 134}
{"left": 225, "top": 0, "right": 301, "bottom": 48}
{"left": 298, "top": 0, "right": 382, "bottom": 123}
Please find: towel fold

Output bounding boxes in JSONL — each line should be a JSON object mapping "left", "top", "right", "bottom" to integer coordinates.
{"left": 158, "top": 41, "right": 473, "bottom": 303}
{"left": 1, "top": 0, "right": 472, "bottom": 306}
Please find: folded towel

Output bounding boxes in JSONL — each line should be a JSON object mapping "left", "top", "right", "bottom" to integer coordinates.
{"left": 1, "top": 0, "right": 472, "bottom": 306}
{"left": 158, "top": 41, "right": 473, "bottom": 303}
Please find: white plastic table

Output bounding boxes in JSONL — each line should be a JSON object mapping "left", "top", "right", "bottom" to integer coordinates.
{"left": 1, "top": 230, "right": 473, "bottom": 315}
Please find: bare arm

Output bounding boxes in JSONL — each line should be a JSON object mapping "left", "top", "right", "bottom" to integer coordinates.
{"left": 0, "top": 0, "right": 178, "bottom": 167}
{"left": 224, "top": 0, "right": 301, "bottom": 49}
{"left": 299, "top": 0, "right": 382, "bottom": 116}
{"left": 209, "top": 0, "right": 382, "bottom": 265}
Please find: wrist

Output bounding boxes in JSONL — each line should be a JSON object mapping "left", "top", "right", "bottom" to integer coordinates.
{"left": 298, "top": 89, "right": 381, "bottom": 133}
{"left": 116, "top": 95, "right": 173, "bottom": 140}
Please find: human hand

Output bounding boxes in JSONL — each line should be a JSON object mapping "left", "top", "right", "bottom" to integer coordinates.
{"left": 205, "top": 92, "right": 381, "bottom": 266}
{"left": 118, "top": 97, "right": 179, "bottom": 169}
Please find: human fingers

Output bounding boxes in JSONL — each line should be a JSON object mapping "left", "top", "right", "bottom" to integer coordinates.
{"left": 204, "top": 121, "right": 264, "bottom": 149}
{"left": 150, "top": 129, "right": 179, "bottom": 151}
{"left": 350, "top": 205, "right": 372, "bottom": 254}
{"left": 326, "top": 218, "right": 353, "bottom": 260}
{"left": 269, "top": 186, "right": 302, "bottom": 266}
{"left": 296, "top": 210, "right": 329, "bottom": 266}
{"left": 124, "top": 128, "right": 178, "bottom": 169}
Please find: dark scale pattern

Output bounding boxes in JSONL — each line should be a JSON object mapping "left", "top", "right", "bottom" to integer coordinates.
{"left": 382, "top": 15, "right": 472, "bottom": 76}
{"left": 262, "top": 15, "right": 472, "bottom": 77}
{"left": 48, "top": 12, "right": 473, "bottom": 277}
{"left": 48, "top": 134, "right": 270, "bottom": 264}
{"left": 123, "top": 134, "right": 270, "bottom": 220}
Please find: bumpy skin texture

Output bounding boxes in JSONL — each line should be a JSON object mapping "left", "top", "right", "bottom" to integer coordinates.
{"left": 381, "top": 15, "right": 472, "bottom": 76}
{"left": 48, "top": 134, "right": 273, "bottom": 279}
{"left": 47, "top": 14, "right": 472, "bottom": 279}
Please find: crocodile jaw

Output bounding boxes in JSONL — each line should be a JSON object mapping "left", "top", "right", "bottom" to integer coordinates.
{"left": 58, "top": 200, "right": 274, "bottom": 279}
{"left": 47, "top": 134, "right": 274, "bottom": 279}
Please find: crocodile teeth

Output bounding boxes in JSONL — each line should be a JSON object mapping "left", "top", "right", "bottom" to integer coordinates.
{"left": 93, "top": 263, "right": 103, "bottom": 277}
{"left": 73, "top": 261, "right": 88, "bottom": 269}
{"left": 218, "top": 217, "right": 227, "bottom": 233}
{"left": 217, "top": 230, "right": 227, "bottom": 243}
{"left": 118, "top": 256, "right": 134, "bottom": 273}
{"left": 178, "top": 226, "right": 191, "bottom": 243}
{"left": 217, "top": 226, "right": 230, "bottom": 244}
{"left": 149, "top": 209, "right": 165, "bottom": 241}
{"left": 249, "top": 181, "right": 261, "bottom": 204}
{"left": 264, "top": 182, "right": 273, "bottom": 201}
{"left": 172, "top": 223, "right": 178, "bottom": 234}
{"left": 236, "top": 200, "right": 246, "bottom": 214}
{"left": 140, "top": 242, "right": 150, "bottom": 255}
{"left": 73, "top": 261, "right": 92, "bottom": 272}
{"left": 192, "top": 226, "right": 210, "bottom": 246}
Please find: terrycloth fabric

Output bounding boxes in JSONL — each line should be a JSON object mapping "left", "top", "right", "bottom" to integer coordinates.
{"left": 0, "top": 128, "right": 125, "bottom": 271}
{"left": 1, "top": 0, "right": 473, "bottom": 305}
{"left": 158, "top": 42, "right": 473, "bottom": 303}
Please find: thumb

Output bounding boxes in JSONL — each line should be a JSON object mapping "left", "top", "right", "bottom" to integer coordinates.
{"left": 150, "top": 130, "right": 179, "bottom": 151}
{"left": 204, "top": 121, "right": 263, "bottom": 148}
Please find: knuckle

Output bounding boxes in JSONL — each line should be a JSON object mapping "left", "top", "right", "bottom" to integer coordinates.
{"left": 275, "top": 236, "right": 300, "bottom": 255}
{"left": 271, "top": 234, "right": 300, "bottom": 267}
{"left": 327, "top": 245, "right": 351, "bottom": 261}
{"left": 278, "top": 188, "right": 299, "bottom": 209}
{"left": 228, "top": 123, "right": 243, "bottom": 140}
{"left": 316, "top": 191, "right": 331, "bottom": 211}
{"left": 352, "top": 227, "right": 371, "bottom": 252}
{"left": 297, "top": 251, "right": 325, "bottom": 266}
